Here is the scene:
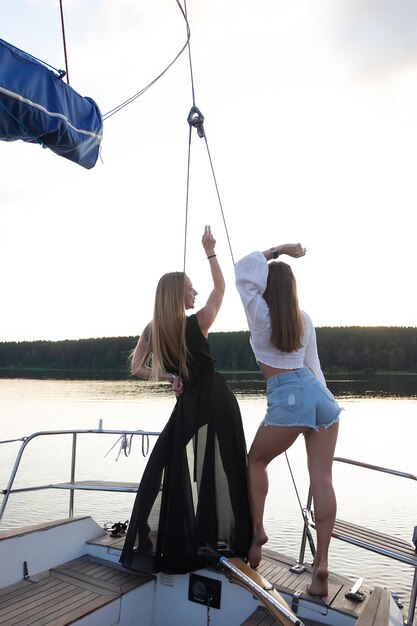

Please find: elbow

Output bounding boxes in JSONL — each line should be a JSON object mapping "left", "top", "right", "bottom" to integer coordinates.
{"left": 213, "top": 281, "right": 225, "bottom": 298}
{"left": 131, "top": 363, "right": 144, "bottom": 378}
{"left": 132, "top": 364, "right": 152, "bottom": 380}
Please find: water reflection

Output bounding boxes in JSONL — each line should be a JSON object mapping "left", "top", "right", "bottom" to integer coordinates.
{"left": 325, "top": 373, "right": 417, "bottom": 399}
{"left": 1, "top": 370, "right": 415, "bottom": 399}
{"left": 0, "top": 368, "right": 129, "bottom": 381}
{"left": 227, "top": 373, "right": 417, "bottom": 399}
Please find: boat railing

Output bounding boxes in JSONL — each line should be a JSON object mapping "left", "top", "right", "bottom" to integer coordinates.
{"left": 0, "top": 428, "right": 160, "bottom": 523}
{"left": 295, "top": 456, "right": 417, "bottom": 626}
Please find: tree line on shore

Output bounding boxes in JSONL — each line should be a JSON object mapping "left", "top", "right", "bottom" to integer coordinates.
{"left": 0, "top": 326, "right": 416, "bottom": 375}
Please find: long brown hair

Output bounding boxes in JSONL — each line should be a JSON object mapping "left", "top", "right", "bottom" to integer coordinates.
{"left": 145, "top": 272, "right": 189, "bottom": 380}
{"left": 263, "top": 261, "right": 303, "bottom": 353}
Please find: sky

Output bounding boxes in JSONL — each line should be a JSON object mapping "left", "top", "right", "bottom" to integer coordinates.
{"left": 1, "top": 0, "right": 417, "bottom": 343}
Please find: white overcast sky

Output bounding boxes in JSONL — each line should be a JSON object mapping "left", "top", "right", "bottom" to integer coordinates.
{"left": 1, "top": 0, "right": 416, "bottom": 342}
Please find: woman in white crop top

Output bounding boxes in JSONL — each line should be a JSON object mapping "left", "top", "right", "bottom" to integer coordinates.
{"left": 235, "top": 243, "right": 342, "bottom": 596}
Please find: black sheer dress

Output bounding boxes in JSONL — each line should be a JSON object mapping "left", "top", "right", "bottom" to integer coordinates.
{"left": 120, "top": 314, "right": 252, "bottom": 574}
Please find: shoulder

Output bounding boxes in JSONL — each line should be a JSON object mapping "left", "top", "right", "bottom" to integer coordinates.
{"left": 186, "top": 314, "right": 208, "bottom": 343}
{"left": 186, "top": 314, "right": 200, "bottom": 334}
{"left": 235, "top": 251, "right": 266, "bottom": 272}
{"left": 302, "top": 311, "right": 315, "bottom": 333}
{"left": 236, "top": 251, "right": 265, "bottom": 264}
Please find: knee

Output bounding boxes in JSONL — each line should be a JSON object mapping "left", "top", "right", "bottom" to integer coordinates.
{"left": 248, "top": 446, "right": 258, "bottom": 463}
{"left": 248, "top": 454, "right": 259, "bottom": 468}
{"left": 248, "top": 453, "right": 267, "bottom": 470}
{"left": 310, "top": 475, "right": 334, "bottom": 493}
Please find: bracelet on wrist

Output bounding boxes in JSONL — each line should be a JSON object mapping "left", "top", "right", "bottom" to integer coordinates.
{"left": 270, "top": 248, "right": 279, "bottom": 259}
{"left": 207, "top": 254, "right": 216, "bottom": 259}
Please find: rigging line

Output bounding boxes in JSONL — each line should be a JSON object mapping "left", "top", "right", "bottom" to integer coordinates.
{"left": 2, "top": 40, "right": 66, "bottom": 77}
{"left": 181, "top": 0, "right": 194, "bottom": 276}
{"left": 285, "top": 450, "right": 317, "bottom": 559}
{"left": 102, "top": 0, "right": 190, "bottom": 121}
{"left": 186, "top": 108, "right": 235, "bottom": 265}
{"left": 59, "top": 0, "right": 70, "bottom": 84}
{"left": 180, "top": 1, "right": 198, "bottom": 392}
{"left": 183, "top": 0, "right": 196, "bottom": 107}
{"left": 182, "top": 124, "right": 193, "bottom": 274}
{"left": 202, "top": 130, "right": 235, "bottom": 265}
{"left": 181, "top": 1, "right": 234, "bottom": 265}
{"left": 284, "top": 452, "right": 304, "bottom": 512}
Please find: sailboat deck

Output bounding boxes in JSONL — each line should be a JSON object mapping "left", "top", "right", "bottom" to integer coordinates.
{"left": 89, "top": 533, "right": 382, "bottom": 625}
{"left": 258, "top": 547, "right": 374, "bottom": 622}
{"left": 0, "top": 526, "right": 398, "bottom": 626}
{"left": 0, "top": 554, "right": 153, "bottom": 626}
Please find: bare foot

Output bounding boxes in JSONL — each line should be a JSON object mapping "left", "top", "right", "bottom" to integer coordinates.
{"left": 248, "top": 531, "right": 268, "bottom": 569}
{"left": 307, "top": 562, "right": 329, "bottom": 597}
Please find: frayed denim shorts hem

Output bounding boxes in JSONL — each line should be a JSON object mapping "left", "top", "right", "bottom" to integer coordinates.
{"left": 261, "top": 367, "right": 342, "bottom": 432}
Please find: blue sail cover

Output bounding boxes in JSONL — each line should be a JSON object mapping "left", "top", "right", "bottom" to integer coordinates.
{"left": 0, "top": 38, "right": 102, "bottom": 169}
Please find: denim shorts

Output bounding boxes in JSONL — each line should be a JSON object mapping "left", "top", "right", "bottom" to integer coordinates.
{"left": 262, "top": 367, "right": 342, "bottom": 431}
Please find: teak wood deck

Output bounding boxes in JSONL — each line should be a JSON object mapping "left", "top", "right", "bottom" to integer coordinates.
{"left": 0, "top": 529, "right": 398, "bottom": 626}
{"left": 0, "top": 554, "right": 153, "bottom": 626}
{"left": 88, "top": 534, "right": 387, "bottom": 625}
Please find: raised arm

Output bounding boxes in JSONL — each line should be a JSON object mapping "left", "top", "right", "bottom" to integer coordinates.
{"left": 196, "top": 225, "right": 225, "bottom": 337}
{"left": 264, "top": 243, "right": 306, "bottom": 261}
{"left": 235, "top": 243, "right": 306, "bottom": 328}
{"left": 235, "top": 243, "right": 306, "bottom": 301}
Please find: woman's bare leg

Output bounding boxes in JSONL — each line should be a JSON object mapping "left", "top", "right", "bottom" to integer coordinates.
{"left": 247, "top": 425, "right": 305, "bottom": 568}
{"left": 304, "top": 422, "right": 339, "bottom": 596}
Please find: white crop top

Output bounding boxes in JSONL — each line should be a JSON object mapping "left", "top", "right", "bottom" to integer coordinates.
{"left": 235, "top": 251, "right": 326, "bottom": 385}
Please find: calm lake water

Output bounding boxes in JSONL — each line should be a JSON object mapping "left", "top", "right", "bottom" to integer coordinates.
{"left": 0, "top": 374, "right": 416, "bottom": 614}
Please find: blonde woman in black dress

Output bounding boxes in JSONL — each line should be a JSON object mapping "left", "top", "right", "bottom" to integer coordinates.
{"left": 121, "top": 226, "right": 252, "bottom": 574}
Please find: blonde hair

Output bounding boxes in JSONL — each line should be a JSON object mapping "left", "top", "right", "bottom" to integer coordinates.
{"left": 263, "top": 261, "right": 303, "bottom": 353}
{"left": 139, "top": 272, "right": 189, "bottom": 380}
